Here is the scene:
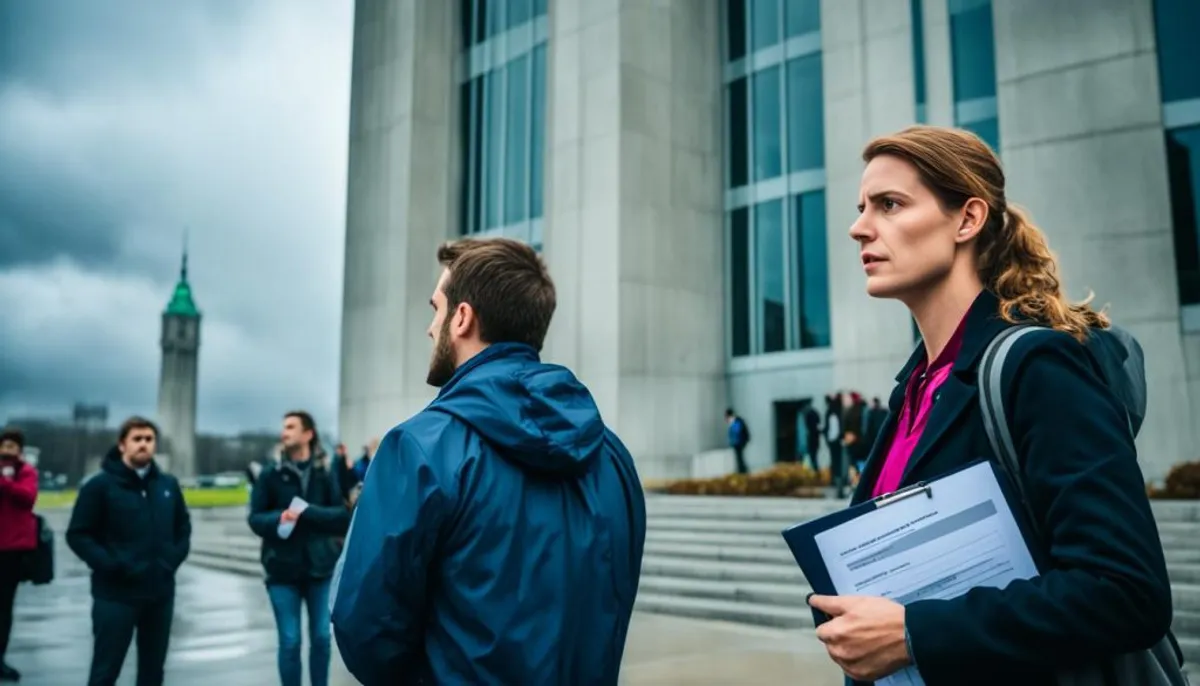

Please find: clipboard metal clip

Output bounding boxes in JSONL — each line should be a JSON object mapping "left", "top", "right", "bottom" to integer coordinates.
{"left": 872, "top": 481, "right": 933, "bottom": 508}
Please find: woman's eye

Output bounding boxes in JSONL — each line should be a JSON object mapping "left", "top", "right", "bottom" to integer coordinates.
{"left": 882, "top": 198, "right": 898, "bottom": 211}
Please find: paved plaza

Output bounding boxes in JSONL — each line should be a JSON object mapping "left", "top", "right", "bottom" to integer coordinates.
{"left": 8, "top": 512, "right": 845, "bottom": 685}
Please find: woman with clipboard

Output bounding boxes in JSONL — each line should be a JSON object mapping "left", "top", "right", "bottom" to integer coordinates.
{"left": 806, "top": 125, "right": 1179, "bottom": 685}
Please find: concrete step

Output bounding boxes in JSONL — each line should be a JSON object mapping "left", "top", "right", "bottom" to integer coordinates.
{"left": 641, "top": 556, "right": 803, "bottom": 584}
{"left": 647, "top": 494, "right": 1200, "bottom": 521}
{"left": 639, "top": 575, "right": 810, "bottom": 608}
{"left": 646, "top": 530, "right": 782, "bottom": 549}
{"left": 1173, "top": 610, "right": 1200, "bottom": 637}
{"left": 1174, "top": 583, "right": 1200, "bottom": 613}
{"left": 647, "top": 517, "right": 802, "bottom": 536}
{"left": 634, "top": 592, "right": 813, "bottom": 630}
{"left": 1181, "top": 636, "right": 1200, "bottom": 668}
{"left": 186, "top": 550, "right": 263, "bottom": 578}
{"left": 1168, "top": 549, "right": 1200, "bottom": 564}
{"left": 644, "top": 541, "right": 796, "bottom": 566}
{"left": 192, "top": 535, "right": 260, "bottom": 551}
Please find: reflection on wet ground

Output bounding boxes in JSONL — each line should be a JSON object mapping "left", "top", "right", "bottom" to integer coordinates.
{"left": 10, "top": 510, "right": 842, "bottom": 685}
{"left": 9, "top": 510, "right": 353, "bottom": 686}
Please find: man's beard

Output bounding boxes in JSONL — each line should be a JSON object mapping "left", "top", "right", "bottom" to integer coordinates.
{"left": 426, "top": 316, "right": 458, "bottom": 388}
{"left": 126, "top": 451, "right": 153, "bottom": 468}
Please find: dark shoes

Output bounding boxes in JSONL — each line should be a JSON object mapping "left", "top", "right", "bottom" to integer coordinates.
{"left": 0, "top": 662, "right": 20, "bottom": 682}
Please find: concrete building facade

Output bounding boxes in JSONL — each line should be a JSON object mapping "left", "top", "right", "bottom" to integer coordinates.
{"left": 157, "top": 249, "right": 201, "bottom": 478}
{"left": 339, "top": 0, "right": 1200, "bottom": 482}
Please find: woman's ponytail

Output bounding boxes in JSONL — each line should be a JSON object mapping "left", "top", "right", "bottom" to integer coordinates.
{"left": 982, "top": 204, "right": 1109, "bottom": 341}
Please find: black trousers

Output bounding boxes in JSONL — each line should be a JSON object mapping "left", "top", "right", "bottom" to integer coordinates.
{"left": 0, "top": 551, "right": 20, "bottom": 665}
{"left": 88, "top": 595, "right": 174, "bottom": 686}
{"left": 733, "top": 446, "right": 748, "bottom": 474}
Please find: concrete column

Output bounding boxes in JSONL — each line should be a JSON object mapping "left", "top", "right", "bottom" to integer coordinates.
{"left": 543, "top": 0, "right": 726, "bottom": 480}
{"left": 338, "top": 0, "right": 460, "bottom": 452}
{"left": 822, "top": 0, "right": 921, "bottom": 401}
{"left": 992, "top": 0, "right": 1198, "bottom": 479}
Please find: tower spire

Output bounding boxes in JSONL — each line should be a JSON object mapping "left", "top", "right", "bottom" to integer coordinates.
{"left": 181, "top": 228, "right": 189, "bottom": 282}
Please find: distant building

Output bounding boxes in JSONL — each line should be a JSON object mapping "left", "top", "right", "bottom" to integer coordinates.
{"left": 338, "top": 0, "right": 1200, "bottom": 482}
{"left": 157, "top": 247, "right": 201, "bottom": 478}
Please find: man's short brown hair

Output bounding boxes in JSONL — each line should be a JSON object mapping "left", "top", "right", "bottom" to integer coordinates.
{"left": 118, "top": 416, "right": 159, "bottom": 442}
{"left": 437, "top": 238, "right": 556, "bottom": 351}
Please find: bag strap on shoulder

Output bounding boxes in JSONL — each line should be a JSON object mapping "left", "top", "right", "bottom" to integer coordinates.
{"left": 978, "top": 324, "right": 1049, "bottom": 540}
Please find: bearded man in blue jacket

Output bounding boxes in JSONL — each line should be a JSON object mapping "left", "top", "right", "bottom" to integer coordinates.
{"left": 330, "top": 237, "right": 647, "bottom": 686}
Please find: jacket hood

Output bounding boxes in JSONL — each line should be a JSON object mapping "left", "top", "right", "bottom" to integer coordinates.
{"left": 427, "top": 343, "right": 606, "bottom": 478}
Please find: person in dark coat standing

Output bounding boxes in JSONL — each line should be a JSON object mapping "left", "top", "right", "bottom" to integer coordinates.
{"left": 248, "top": 411, "right": 350, "bottom": 686}
{"left": 0, "top": 427, "right": 38, "bottom": 683}
{"left": 66, "top": 417, "right": 191, "bottom": 686}
{"left": 806, "top": 125, "right": 1175, "bottom": 685}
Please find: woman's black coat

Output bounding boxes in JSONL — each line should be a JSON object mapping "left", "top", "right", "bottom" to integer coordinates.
{"left": 850, "top": 290, "right": 1174, "bottom": 686}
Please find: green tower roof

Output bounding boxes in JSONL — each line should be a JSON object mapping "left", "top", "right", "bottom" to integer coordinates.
{"left": 165, "top": 246, "right": 200, "bottom": 318}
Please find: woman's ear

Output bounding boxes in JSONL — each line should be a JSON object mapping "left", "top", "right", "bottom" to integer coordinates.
{"left": 956, "top": 197, "right": 989, "bottom": 243}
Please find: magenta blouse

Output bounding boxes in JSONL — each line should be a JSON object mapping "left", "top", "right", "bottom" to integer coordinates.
{"left": 871, "top": 317, "right": 968, "bottom": 498}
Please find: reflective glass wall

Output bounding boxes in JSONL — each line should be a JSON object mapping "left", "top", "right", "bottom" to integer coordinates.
{"left": 912, "top": 0, "right": 927, "bottom": 124}
{"left": 948, "top": 0, "right": 999, "bottom": 151}
{"left": 459, "top": 0, "right": 548, "bottom": 248}
{"left": 1154, "top": 0, "right": 1200, "bottom": 309}
{"left": 725, "top": 0, "right": 831, "bottom": 358}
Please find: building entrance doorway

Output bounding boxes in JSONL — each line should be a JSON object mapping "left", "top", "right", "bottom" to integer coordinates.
{"left": 773, "top": 398, "right": 816, "bottom": 465}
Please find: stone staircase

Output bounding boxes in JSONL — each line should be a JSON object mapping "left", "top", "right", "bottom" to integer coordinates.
{"left": 188, "top": 496, "right": 1200, "bottom": 663}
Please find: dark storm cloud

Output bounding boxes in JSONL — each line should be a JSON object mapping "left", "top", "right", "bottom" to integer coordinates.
{"left": 0, "top": 159, "right": 123, "bottom": 269}
{"left": 0, "top": 1, "right": 354, "bottom": 436}
{"left": 0, "top": 1, "right": 253, "bottom": 95}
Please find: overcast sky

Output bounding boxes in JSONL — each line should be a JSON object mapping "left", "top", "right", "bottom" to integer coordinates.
{"left": 0, "top": 1, "right": 354, "bottom": 436}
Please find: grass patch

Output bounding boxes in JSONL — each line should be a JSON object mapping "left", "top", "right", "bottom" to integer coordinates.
{"left": 37, "top": 487, "right": 250, "bottom": 510}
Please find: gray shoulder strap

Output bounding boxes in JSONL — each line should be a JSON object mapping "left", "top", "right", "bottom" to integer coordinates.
{"left": 978, "top": 325, "right": 1047, "bottom": 539}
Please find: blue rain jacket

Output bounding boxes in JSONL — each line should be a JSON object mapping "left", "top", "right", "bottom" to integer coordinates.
{"left": 330, "top": 343, "right": 647, "bottom": 686}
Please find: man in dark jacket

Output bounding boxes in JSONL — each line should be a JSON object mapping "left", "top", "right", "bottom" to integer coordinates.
{"left": 330, "top": 238, "right": 647, "bottom": 686}
{"left": 66, "top": 417, "right": 191, "bottom": 686}
{"left": 0, "top": 427, "right": 38, "bottom": 683}
{"left": 248, "top": 411, "right": 350, "bottom": 686}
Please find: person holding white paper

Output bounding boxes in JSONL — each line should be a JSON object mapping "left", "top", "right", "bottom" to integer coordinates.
{"left": 247, "top": 411, "right": 350, "bottom": 686}
{"left": 805, "top": 125, "right": 1177, "bottom": 685}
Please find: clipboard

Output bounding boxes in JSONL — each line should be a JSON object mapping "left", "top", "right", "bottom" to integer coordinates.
{"left": 780, "top": 458, "right": 1043, "bottom": 626}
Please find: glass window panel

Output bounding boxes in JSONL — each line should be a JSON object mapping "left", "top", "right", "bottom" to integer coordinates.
{"left": 785, "top": 0, "right": 820, "bottom": 38}
{"left": 1154, "top": 0, "right": 1200, "bottom": 104}
{"left": 530, "top": 43, "right": 546, "bottom": 219}
{"left": 507, "top": 0, "right": 531, "bottom": 29}
{"left": 727, "top": 0, "right": 747, "bottom": 62}
{"left": 484, "top": 70, "right": 504, "bottom": 230}
{"left": 461, "top": 0, "right": 476, "bottom": 48}
{"left": 912, "top": 0, "right": 927, "bottom": 118}
{"left": 460, "top": 80, "right": 473, "bottom": 235}
{"left": 534, "top": 0, "right": 547, "bottom": 18}
{"left": 752, "top": 66, "right": 782, "bottom": 182}
{"left": 731, "top": 208, "right": 752, "bottom": 357}
{"left": 485, "top": 0, "right": 505, "bottom": 40}
{"left": 756, "top": 200, "right": 786, "bottom": 353}
{"left": 751, "top": 0, "right": 780, "bottom": 52}
{"left": 504, "top": 54, "right": 529, "bottom": 224}
{"left": 1166, "top": 125, "right": 1200, "bottom": 304}
{"left": 728, "top": 78, "right": 749, "bottom": 188}
{"left": 948, "top": 0, "right": 997, "bottom": 103}
{"left": 792, "top": 190, "right": 830, "bottom": 348}
{"left": 787, "top": 53, "right": 824, "bottom": 173}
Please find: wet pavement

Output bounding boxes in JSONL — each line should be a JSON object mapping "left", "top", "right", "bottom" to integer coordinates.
{"left": 8, "top": 511, "right": 843, "bottom": 685}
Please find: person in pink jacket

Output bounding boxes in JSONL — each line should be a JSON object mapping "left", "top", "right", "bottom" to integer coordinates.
{"left": 0, "top": 426, "right": 38, "bottom": 682}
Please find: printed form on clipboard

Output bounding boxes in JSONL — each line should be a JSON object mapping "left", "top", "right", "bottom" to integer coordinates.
{"left": 781, "top": 460, "right": 1040, "bottom": 686}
